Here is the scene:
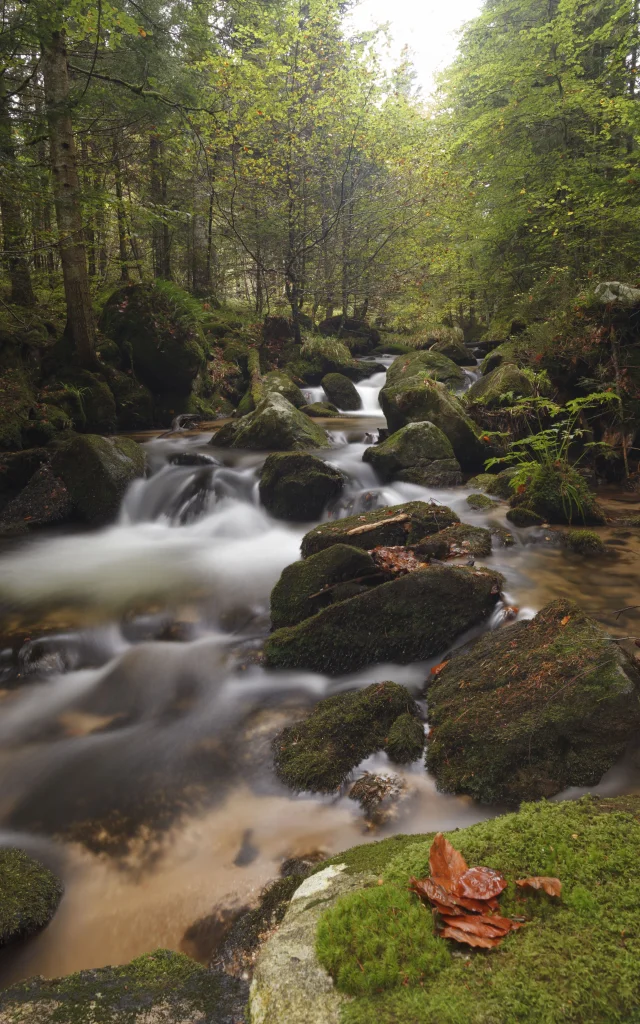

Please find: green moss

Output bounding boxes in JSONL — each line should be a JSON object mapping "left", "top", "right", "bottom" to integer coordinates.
{"left": 385, "top": 714, "right": 425, "bottom": 764}
{"left": 301, "top": 501, "right": 460, "bottom": 557}
{"left": 362, "top": 422, "right": 460, "bottom": 487}
{"left": 485, "top": 467, "right": 519, "bottom": 498}
{"left": 259, "top": 452, "right": 344, "bottom": 521}
{"left": 414, "top": 523, "right": 492, "bottom": 559}
{"left": 316, "top": 796, "right": 640, "bottom": 1024}
{"left": 465, "top": 363, "right": 534, "bottom": 408}
{"left": 480, "top": 340, "right": 521, "bottom": 375}
{"left": 264, "top": 565, "right": 504, "bottom": 675}
{"left": 506, "top": 505, "right": 545, "bottom": 527}
{"left": 270, "top": 544, "right": 378, "bottom": 629}
{"left": 212, "top": 393, "right": 330, "bottom": 450}
{"left": 302, "top": 402, "right": 341, "bottom": 417}
{"left": 321, "top": 373, "right": 362, "bottom": 411}
{"left": 466, "top": 492, "right": 499, "bottom": 510}
{"left": 273, "top": 682, "right": 419, "bottom": 791}
{"left": 263, "top": 370, "right": 305, "bottom": 409}
{"left": 428, "top": 339, "right": 475, "bottom": 365}
{"left": 426, "top": 598, "right": 640, "bottom": 805}
{"left": 0, "top": 368, "right": 36, "bottom": 450}
{"left": 0, "top": 848, "right": 63, "bottom": 945}
{"left": 51, "top": 434, "right": 146, "bottom": 525}
{"left": 562, "top": 529, "right": 607, "bottom": 555}
{"left": 511, "top": 463, "right": 605, "bottom": 525}
{"left": 385, "top": 351, "right": 465, "bottom": 391}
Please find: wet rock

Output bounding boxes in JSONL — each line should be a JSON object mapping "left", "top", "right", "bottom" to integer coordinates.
{"left": 169, "top": 452, "right": 220, "bottom": 468}
{"left": 348, "top": 772, "right": 408, "bottom": 825}
{"left": 273, "top": 682, "right": 419, "bottom": 792}
{"left": 51, "top": 434, "right": 146, "bottom": 525}
{"left": 264, "top": 564, "right": 504, "bottom": 675}
{"left": 414, "top": 523, "right": 492, "bottom": 560}
{"left": 507, "top": 464, "right": 606, "bottom": 526}
{"left": 561, "top": 529, "right": 607, "bottom": 556}
{"left": 506, "top": 505, "right": 545, "bottom": 527}
{"left": 426, "top": 598, "right": 640, "bottom": 805}
{"left": 467, "top": 467, "right": 518, "bottom": 499}
{"left": 301, "top": 500, "right": 460, "bottom": 557}
{"left": 0, "top": 949, "right": 246, "bottom": 1023}
{"left": 0, "top": 847, "right": 63, "bottom": 945}
{"left": 0, "top": 464, "right": 73, "bottom": 532}
{"left": 467, "top": 492, "right": 499, "bottom": 511}
{"left": 321, "top": 373, "right": 362, "bottom": 411}
{"left": 489, "top": 524, "right": 515, "bottom": 546}
{"left": 465, "top": 363, "right": 534, "bottom": 408}
{"left": 263, "top": 370, "right": 306, "bottom": 409}
{"left": 270, "top": 544, "right": 378, "bottom": 629}
{"left": 379, "top": 375, "right": 488, "bottom": 471}
{"left": 212, "top": 394, "right": 330, "bottom": 451}
{"left": 318, "top": 315, "right": 380, "bottom": 355}
{"left": 362, "top": 421, "right": 462, "bottom": 487}
{"left": 301, "top": 402, "right": 340, "bottom": 418}
{"left": 259, "top": 452, "right": 344, "bottom": 521}
{"left": 429, "top": 338, "right": 476, "bottom": 365}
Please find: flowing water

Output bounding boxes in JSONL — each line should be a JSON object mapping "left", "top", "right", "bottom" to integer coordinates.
{"left": 1, "top": 356, "right": 640, "bottom": 985}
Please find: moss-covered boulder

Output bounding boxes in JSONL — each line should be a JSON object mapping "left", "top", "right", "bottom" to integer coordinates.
{"left": 51, "top": 434, "right": 146, "bottom": 525}
{"left": 561, "top": 528, "right": 607, "bottom": 555}
{"left": 427, "top": 599, "right": 640, "bottom": 805}
{"left": 273, "top": 682, "right": 420, "bottom": 791}
{"left": 301, "top": 500, "right": 460, "bottom": 557}
{"left": 0, "top": 948, "right": 246, "bottom": 1023}
{"left": 506, "top": 505, "right": 545, "bottom": 527}
{"left": 301, "top": 402, "right": 340, "bottom": 418}
{"left": 465, "top": 362, "right": 534, "bottom": 408}
{"left": 318, "top": 315, "right": 380, "bottom": 355}
{"left": 385, "top": 350, "right": 465, "bottom": 391}
{"left": 0, "top": 847, "right": 63, "bottom": 946}
{"left": 414, "top": 523, "right": 492, "bottom": 560}
{"left": 45, "top": 369, "right": 117, "bottom": 434}
{"left": 0, "top": 464, "right": 73, "bottom": 532}
{"left": 259, "top": 452, "right": 344, "bottom": 521}
{"left": 466, "top": 492, "right": 499, "bottom": 511}
{"left": 263, "top": 370, "right": 306, "bottom": 409}
{"left": 264, "top": 564, "right": 503, "bottom": 675}
{"left": 385, "top": 713, "right": 425, "bottom": 764}
{"left": 107, "top": 369, "right": 154, "bottom": 430}
{"left": 99, "top": 281, "right": 205, "bottom": 394}
{"left": 312, "top": 795, "right": 640, "bottom": 1024}
{"left": 379, "top": 376, "right": 488, "bottom": 471}
{"left": 429, "top": 338, "right": 475, "bottom": 365}
{"left": 480, "top": 340, "right": 520, "bottom": 375}
{"left": 467, "top": 467, "right": 518, "bottom": 499}
{"left": 508, "top": 464, "right": 606, "bottom": 525}
{"left": 270, "top": 544, "right": 378, "bottom": 629}
{"left": 321, "top": 373, "right": 362, "bottom": 411}
{"left": 212, "top": 393, "right": 330, "bottom": 451}
{"left": 362, "top": 422, "right": 461, "bottom": 487}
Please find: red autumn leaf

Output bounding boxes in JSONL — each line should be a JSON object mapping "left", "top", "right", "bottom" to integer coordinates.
{"left": 440, "top": 924, "right": 503, "bottom": 949}
{"left": 560, "top": 615, "right": 570, "bottom": 626}
{"left": 453, "top": 866, "right": 508, "bottom": 901}
{"left": 410, "top": 877, "right": 500, "bottom": 915}
{"left": 429, "top": 832, "right": 468, "bottom": 890}
{"left": 431, "top": 660, "right": 449, "bottom": 677}
{"left": 439, "top": 912, "right": 523, "bottom": 937}
{"left": 516, "top": 876, "right": 562, "bottom": 897}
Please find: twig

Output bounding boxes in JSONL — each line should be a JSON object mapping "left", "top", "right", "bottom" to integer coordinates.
{"left": 346, "top": 513, "right": 409, "bottom": 536}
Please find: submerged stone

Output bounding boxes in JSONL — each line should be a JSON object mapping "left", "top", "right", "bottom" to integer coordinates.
{"left": 0, "top": 847, "right": 63, "bottom": 946}
{"left": 212, "top": 393, "right": 330, "bottom": 451}
{"left": 270, "top": 544, "right": 378, "bottom": 629}
{"left": 321, "top": 373, "right": 362, "bottom": 411}
{"left": 426, "top": 598, "right": 640, "bottom": 804}
{"left": 259, "top": 452, "right": 344, "bottom": 521}
{"left": 51, "top": 434, "right": 146, "bottom": 525}
{"left": 300, "top": 500, "right": 460, "bottom": 558}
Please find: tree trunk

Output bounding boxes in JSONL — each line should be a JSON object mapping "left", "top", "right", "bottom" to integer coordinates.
{"left": 113, "top": 139, "right": 129, "bottom": 282}
{"left": 0, "top": 85, "right": 36, "bottom": 307}
{"left": 150, "top": 133, "right": 171, "bottom": 279}
{"left": 40, "top": 28, "right": 96, "bottom": 365}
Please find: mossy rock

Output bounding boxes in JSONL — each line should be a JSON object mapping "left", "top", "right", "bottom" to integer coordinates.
{"left": 301, "top": 500, "right": 460, "bottom": 558}
{"left": 362, "top": 421, "right": 461, "bottom": 487}
{"left": 466, "top": 472, "right": 497, "bottom": 491}
{"left": 427, "top": 598, "right": 640, "bottom": 805}
{"left": 263, "top": 370, "right": 306, "bottom": 409}
{"left": 314, "top": 795, "right": 640, "bottom": 1024}
{"left": 106, "top": 369, "right": 154, "bottom": 430}
{"left": 385, "top": 713, "right": 425, "bottom": 764}
{"left": 273, "top": 682, "right": 419, "bottom": 791}
{"left": 0, "top": 464, "right": 73, "bottom": 531}
{"left": 259, "top": 452, "right": 344, "bottom": 521}
{"left": 49, "top": 369, "right": 118, "bottom": 434}
{"left": 0, "top": 847, "right": 63, "bottom": 946}
{"left": 222, "top": 338, "right": 251, "bottom": 374}
{"left": 301, "top": 402, "right": 340, "bottom": 418}
{"left": 562, "top": 528, "right": 607, "bottom": 555}
{"left": 0, "top": 368, "right": 37, "bottom": 450}
{"left": 0, "top": 447, "right": 49, "bottom": 494}
{"left": 51, "top": 434, "right": 146, "bottom": 525}
{"left": 466, "top": 469, "right": 518, "bottom": 500}
{"left": 466, "top": 492, "right": 499, "bottom": 511}
{"left": 321, "top": 373, "right": 362, "bottom": 411}
{"left": 20, "top": 404, "right": 71, "bottom": 447}
{"left": 237, "top": 388, "right": 255, "bottom": 416}
{"left": 506, "top": 505, "right": 545, "bottom": 527}
{"left": 270, "top": 544, "right": 378, "bottom": 629}
{"left": 465, "top": 362, "right": 534, "bottom": 408}
{"left": 0, "top": 948, "right": 246, "bottom": 1023}
{"left": 385, "top": 350, "right": 465, "bottom": 391}
{"left": 510, "top": 463, "right": 606, "bottom": 525}
{"left": 99, "top": 281, "right": 205, "bottom": 394}
{"left": 264, "top": 564, "right": 504, "bottom": 675}
{"left": 318, "top": 316, "right": 380, "bottom": 355}
{"left": 414, "top": 522, "right": 492, "bottom": 559}
{"left": 480, "top": 340, "right": 520, "bottom": 375}
{"left": 212, "top": 393, "right": 330, "bottom": 451}
{"left": 96, "top": 337, "right": 122, "bottom": 368}
{"left": 379, "top": 375, "right": 488, "bottom": 472}
{"left": 428, "top": 338, "right": 475, "bottom": 365}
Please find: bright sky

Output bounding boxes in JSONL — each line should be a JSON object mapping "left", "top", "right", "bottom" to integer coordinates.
{"left": 348, "top": 0, "right": 484, "bottom": 96}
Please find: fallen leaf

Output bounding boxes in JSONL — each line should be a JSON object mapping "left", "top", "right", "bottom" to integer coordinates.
{"left": 560, "top": 615, "right": 570, "bottom": 626}
{"left": 440, "top": 912, "right": 523, "bottom": 937}
{"left": 453, "top": 866, "right": 508, "bottom": 900}
{"left": 429, "top": 832, "right": 468, "bottom": 890}
{"left": 516, "top": 876, "right": 562, "bottom": 897}
{"left": 410, "top": 877, "right": 500, "bottom": 914}
{"left": 431, "top": 661, "right": 449, "bottom": 677}
{"left": 440, "top": 925, "right": 502, "bottom": 949}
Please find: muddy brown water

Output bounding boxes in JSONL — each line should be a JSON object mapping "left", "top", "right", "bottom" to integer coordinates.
{"left": 1, "top": 367, "right": 639, "bottom": 987}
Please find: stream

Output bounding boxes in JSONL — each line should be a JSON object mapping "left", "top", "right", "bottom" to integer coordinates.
{"left": 1, "top": 357, "right": 640, "bottom": 984}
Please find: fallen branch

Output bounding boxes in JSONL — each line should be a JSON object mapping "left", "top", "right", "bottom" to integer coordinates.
{"left": 346, "top": 513, "right": 409, "bottom": 536}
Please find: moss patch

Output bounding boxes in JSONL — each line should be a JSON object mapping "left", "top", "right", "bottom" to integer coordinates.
{"left": 301, "top": 501, "right": 460, "bottom": 558}
{"left": 316, "top": 796, "right": 640, "bottom": 1024}
{"left": 466, "top": 492, "right": 499, "bottom": 511}
{"left": 270, "top": 544, "right": 378, "bottom": 629}
{"left": 321, "top": 373, "right": 362, "bottom": 411}
{"left": 562, "top": 529, "right": 607, "bottom": 556}
{"left": 362, "top": 422, "right": 459, "bottom": 486}
{"left": 259, "top": 452, "right": 344, "bottom": 521}
{"left": 509, "top": 463, "right": 605, "bottom": 526}
{"left": 301, "top": 401, "right": 340, "bottom": 417}
{"left": 0, "top": 847, "right": 63, "bottom": 945}
{"left": 385, "top": 714, "right": 425, "bottom": 764}
{"left": 465, "top": 363, "right": 534, "bottom": 408}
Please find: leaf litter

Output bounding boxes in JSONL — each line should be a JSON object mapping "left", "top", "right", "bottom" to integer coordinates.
{"left": 410, "top": 832, "right": 561, "bottom": 949}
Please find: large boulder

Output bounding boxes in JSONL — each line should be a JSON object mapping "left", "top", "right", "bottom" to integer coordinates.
{"left": 99, "top": 281, "right": 205, "bottom": 394}
{"left": 0, "top": 847, "right": 63, "bottom": 946}
{"left": 427, "top": 599, "right": 640, "bottom": 805}
{"left": 362, "top": 422, "right": 461, "bottom": 487}
{"left": 480, "top": 341, "right": 520, "bottom": 376}
{"left": 506, "top": 464, "right": 606, "bottom": 526}
{"left": 0, "top": 464, "right": 73, "bottom": 533}
{"left": 259, "top": 453, "right": 344, "bottom": 521}
{"left": 270, "top": 544, "right": 378, "bottom": 629}
{"left": 321, "top": 373, "right": 361, "bottom": 411}
{"left": 0, "top": 448, "right": 49, "bottom": 494}
{"left": 264, "top": 564, "right": 503, "bottom": 675}
{"left": 317, "top": 315, "right": 380, "bottom": 355}
{"left": 212, "top": 394, "right": 330, "bottom": 451}
{"left": 385, "top": 350, "right": 465, "bottom": 391}
{"left": 273, "top": 682, "right": 421, "bottom": 792}
{"left": 465, "top": 362, "right": 534, "bottom": 408}
{"left": 379, "top": 376, "right": 488, "bottom": 471}
{"left": 429, "top": 338, "right": 476, "bottom": 365}
{"left": 51, "top": 434, "right": 146, "bottom": 525}
{"left": 301, "top": 500, "right": 460, "bottom": 558}
{"left": 262, "top": 370, "right": 306, "bottom": 409}
{"left": 105, "top": 369, "right": 154, "bottom": 430}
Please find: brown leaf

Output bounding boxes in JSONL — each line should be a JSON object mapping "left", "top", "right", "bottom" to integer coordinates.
{"left": 516, "top": 876, "right": 562, "bottom": 897}
{"left": 431, "top": 660, "right": 449, "bottom": 677}
{"left": 372, "top": 546, "right": 428, "bottom": 575}
{"left": 429, "top": 832, "right": 468, "bottom": 890}
{"left": 410, "top": 877, "right": 500, "bottom": 915}
{"left": 453, "top": 866, "right": 508, "bottom": 901}
{"left": 560, "top": 615, "right": 570, "bottom": 626}
{"left": 440, "top": 924, "right": 503, "bottom": 949}
{"left": 440, "top": 912, "right": 522, "bottom": 937}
